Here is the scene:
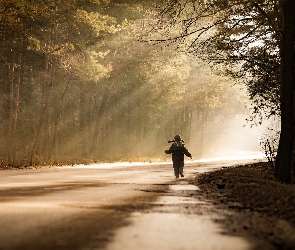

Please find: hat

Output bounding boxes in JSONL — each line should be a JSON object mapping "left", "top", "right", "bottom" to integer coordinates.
{"left": 174, "top": 134, "right": 181, "bottom": 141}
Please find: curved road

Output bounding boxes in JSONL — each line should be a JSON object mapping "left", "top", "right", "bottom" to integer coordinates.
{"left": 0, "top": 157, "right": 262, "bottom": 250}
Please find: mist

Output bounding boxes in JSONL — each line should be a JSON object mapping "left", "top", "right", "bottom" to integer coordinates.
{"left": 0, "top": 0, "right": 273, "bottom": 167}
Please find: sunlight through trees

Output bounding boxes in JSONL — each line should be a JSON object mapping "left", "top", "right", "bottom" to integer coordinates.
{"left": 0, "top": 0, "right": 264, "bottom": 167}
{"left": 144, "top": 0, "right": 294, "bottom": 182}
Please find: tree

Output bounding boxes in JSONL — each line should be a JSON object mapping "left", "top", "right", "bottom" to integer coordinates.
{"left": 274, "top": 0, "right": 295, "bottom": 182}
{"left": 0, "top": 0, "right": 118, "bottom": 166}
{"left": 0, "top": 0, "right": 35, "bottom": 165}
{"left": 0, "top": 0, "right": 252, "bottom": 165}
{"left": 145, "top": 0, "right": 295, "bottom": 182}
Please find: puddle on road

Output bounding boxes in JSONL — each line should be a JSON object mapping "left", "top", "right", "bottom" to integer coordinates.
{"left": 104, "top": 182, "right": 252, "bottom": 249}
{"left": 105, "top": 212, "right": 253, "bottom": 250}
{"left": 155, "top": 196, "right": 206, "bottom": 205}
{"left": 169, "top": 184, "right": 200, "bottom": 191}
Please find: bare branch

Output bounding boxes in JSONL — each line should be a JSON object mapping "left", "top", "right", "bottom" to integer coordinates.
{"left": 253, "top": 2, "right": 283, "bottom": 38}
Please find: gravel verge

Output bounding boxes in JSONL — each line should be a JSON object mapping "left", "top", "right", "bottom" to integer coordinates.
{"left": 193, "top": 162, "right": 295, "bottom": 249}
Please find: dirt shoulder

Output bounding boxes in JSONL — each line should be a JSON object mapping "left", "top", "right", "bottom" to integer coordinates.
{"left": 192, "top": 162, "right": 295, "bottom": 249}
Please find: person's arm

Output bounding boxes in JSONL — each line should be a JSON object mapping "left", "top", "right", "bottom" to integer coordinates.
{"left": 165, "top": 145, "right": 174, "bottom": 154}
{"left": 184, "top": 147, "right": 192, "bottom": 158}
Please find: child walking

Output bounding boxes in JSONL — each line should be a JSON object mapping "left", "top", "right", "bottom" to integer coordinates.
{"left": 165, "top": 135, "right": 192, "bottom": 179}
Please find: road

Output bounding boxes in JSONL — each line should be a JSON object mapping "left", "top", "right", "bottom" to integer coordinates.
{"left": 0, "top": 157, "right": 263, "bottom": 250}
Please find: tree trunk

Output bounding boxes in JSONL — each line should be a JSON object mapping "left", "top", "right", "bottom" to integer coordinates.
{"left": 12, "top": 52, "right": 21, "bottom": 164}
{"left": 52, "top": 73, "right": 68, "bottom": 164}
{"left": 187, "top": 109, "right": 193, "bottom": 146}
{"left": 274, "top": 0, "right": 295, "bottom": 183}
{"left": 8, "top": 61, "right": 16, "bottom": 165}
{"left": 30, "top": 56, "right": 53, "bottom": 166}
{"left": 90, "top": 89, "right": 109, "bottom": 155}
{"left": 8, "top": 45, "right": 22, "bottom": 166}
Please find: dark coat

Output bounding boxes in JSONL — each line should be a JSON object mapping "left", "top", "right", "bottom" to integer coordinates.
{"left": 165, "top": 141, "right": 192, "bottom": 162}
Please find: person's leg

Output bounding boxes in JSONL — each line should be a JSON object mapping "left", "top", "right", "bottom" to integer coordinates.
{"left": 173, "top": 161, "right": 179, "bottom": 178}
{"left": 179, "top": 161, "right": 184, "bottom": 177}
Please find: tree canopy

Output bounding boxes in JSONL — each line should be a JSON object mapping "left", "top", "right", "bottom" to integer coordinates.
{"left": 143, "top": 0, "right": 295, "bottom": 182}
{"left": 0, "top": 0, "right": 256, "bottom": 167}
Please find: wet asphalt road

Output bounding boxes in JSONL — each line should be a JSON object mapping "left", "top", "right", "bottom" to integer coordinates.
{"left": 0, "top": 157, "right": 262, "bottom": 250}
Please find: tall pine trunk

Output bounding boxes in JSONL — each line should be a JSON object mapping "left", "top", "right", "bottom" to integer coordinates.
{"left": 275, "top": 0, "right": 295, "bottom": 182}
{"left": 30, "top": 56, "right": 53, "bottom": 166}
{"left": 8, "top": 46, "right": 22, "bottom": 166}
{"left": 8, "top": 60, "right": 16, "bottom": 165}
{"left": 52, "top": 72, "right": 68, "bottom": 164}
{"left": 90, "top": 89, "right": 109, "bottom": 154}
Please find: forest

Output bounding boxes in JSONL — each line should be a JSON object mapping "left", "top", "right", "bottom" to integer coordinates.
{"left": 1, "top": 0, "right": 294, "bottom": 183}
